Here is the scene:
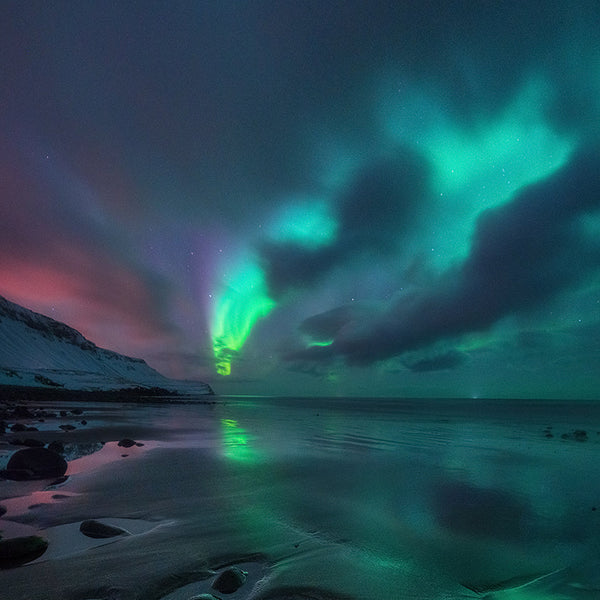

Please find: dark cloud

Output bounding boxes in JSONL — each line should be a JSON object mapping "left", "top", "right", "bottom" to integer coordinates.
{"left": 299, "top": 304, "right": 369, "bottom": 342}
{"left": 260, "top": 147, "right": 430, "bottom": 297}
{"left": 403, "top": 350, "right": 467, "bottom": 373}
{"left": 336, "top": 149, "right": 430, "bottom": 251}
{"left": 288, "top": 145, "right": 600, "bottom": 366}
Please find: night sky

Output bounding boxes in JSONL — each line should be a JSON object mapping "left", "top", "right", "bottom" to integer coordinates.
{"left": 2, "top": 2, "right": 600, "bottom": 398}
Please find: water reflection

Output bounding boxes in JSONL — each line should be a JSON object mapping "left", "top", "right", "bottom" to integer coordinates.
{"left": 220, "top": 418, "right": 260, "bottom": 462}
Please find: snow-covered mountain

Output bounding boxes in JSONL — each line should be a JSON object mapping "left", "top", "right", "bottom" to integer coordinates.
{"left": 0, "top": 295, "right": 213, "bottom": 395}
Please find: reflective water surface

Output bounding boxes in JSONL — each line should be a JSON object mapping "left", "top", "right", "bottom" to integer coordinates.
{"left": 1, "top": 396, "right": 600, "bottom": 599}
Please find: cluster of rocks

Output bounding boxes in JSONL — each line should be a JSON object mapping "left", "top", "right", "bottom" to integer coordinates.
{"left": 1, "top": 403, "right": 88, "bottom": 436}
{"left": 1, "top": 403, "right": 92, "bottom": 479}
{"left": 543, "top": 426, "right": 599, "bottom": 441}
{"left": 0, "top": 402, "right": 147, "bottom": 569}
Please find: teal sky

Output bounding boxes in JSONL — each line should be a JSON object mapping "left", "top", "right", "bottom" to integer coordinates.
{"left": 1, "top": 2, "right": 599, "bottom": 398}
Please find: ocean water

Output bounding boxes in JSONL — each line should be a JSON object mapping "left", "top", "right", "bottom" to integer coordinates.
{"left": 2, "top": 396, "right": 600, "bottom": 599}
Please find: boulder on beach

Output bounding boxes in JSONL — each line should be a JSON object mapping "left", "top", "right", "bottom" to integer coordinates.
{"left": 1, "top": 447, "right": 68, "bottom": 481}
{"left": 0, "top": 535, "right": 48, "bottom": 568}
{"left": 212, "top": 567, "right": 247, "bottom": 593}
{"left": 79, "top": 519, "right": 130, "bottom": 539}
{"left": 117, "top": 438, "right": 137, "bottom": 448}
{"left": 47, "top": 440, "right": 65, "bottom": 454}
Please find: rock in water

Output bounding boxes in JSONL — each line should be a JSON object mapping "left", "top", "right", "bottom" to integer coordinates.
{"left": 2, "top": 448, "right": 68, "bottom": 480}
{"left": 79, "top": 520, "right": 130, "bottom": 539}
{"left": 212, "top": 567, "right": 247, "bottom": 593}
{"left": 0, "top": 536, "right": 48, "bottom": 568}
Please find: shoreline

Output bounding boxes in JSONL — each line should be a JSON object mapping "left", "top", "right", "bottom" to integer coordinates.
{"left": 0, "top": 384, "right": 217, "bottom": 406}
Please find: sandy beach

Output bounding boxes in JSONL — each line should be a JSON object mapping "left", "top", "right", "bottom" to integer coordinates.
{"left": 0, "top": 394, "right": 363, "bottom": 600}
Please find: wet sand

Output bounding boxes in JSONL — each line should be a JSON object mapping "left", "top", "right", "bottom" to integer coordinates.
{"left": 0, "top": 397, "right": 364, "bottom": 600}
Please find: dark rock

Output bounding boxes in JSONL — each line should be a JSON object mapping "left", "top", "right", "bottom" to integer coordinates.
{"left": 59, "top": 424, "right": 76, "bottom": 431}
{"left": 10, "top": 423, "right": 27, "bottom": 432}
{"left": 118, "top": 438, "right": 136, "bottom": 448}
{"left": 0, "top": 505, "right": 6, "bottom": 517}
{"left": 1, "top": 470, "right": 35, "bottom": 483}
{"left": 26, "top": 426, "right": 39, "bottom": 432}
{"left": 561, "top": 429, "right": 588, "bottom": 441}
{"left": 81, "top": 420, "right": 87, "bottom": 425}
{"left": 60, "top": 411, "right": 68, "bottom": 417}
{"left": 2, "top": 447, "right": 68, "bottom": 480}
{"left": 22, "top": 439, "right": 46, "bottom": 448}
{"left": 189, "top": 595, "right": 223, "bottom": 600}
{"left": 0, "top": 535, "right": 48, "bottom": 568}
{"left": 71, "top": 408, "right": 83, "bottom": 415}
{"left": 135, "top": 442, "right": 144, "bottom": 447}
{"left": 79, "top": 520, "right": 130, "bottom": 539}
{"left": 212, "top": 567, "right": 247, "bottom": 593}
{"left": 13, "top": 406, "right": 35, "bottom": 418}
{"left": 48, "top": 440, "right": 65, "bottom": 454}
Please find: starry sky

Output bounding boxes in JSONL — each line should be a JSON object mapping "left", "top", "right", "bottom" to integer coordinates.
{"left": 1, "top": 1, "right": 600, "bottom": 398}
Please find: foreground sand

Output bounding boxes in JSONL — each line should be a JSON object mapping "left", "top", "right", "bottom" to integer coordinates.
{"left": 0, "top": 396, "right": 367, "bottom": 600}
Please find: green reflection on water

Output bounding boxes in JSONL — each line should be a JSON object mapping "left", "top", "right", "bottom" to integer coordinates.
{"left": 220, "top": 417, "right": 260, "bottom": 463}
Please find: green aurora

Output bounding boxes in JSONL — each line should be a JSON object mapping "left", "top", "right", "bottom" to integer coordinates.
{"left": 210, "top": 76, "right": 579, "bottom": 378}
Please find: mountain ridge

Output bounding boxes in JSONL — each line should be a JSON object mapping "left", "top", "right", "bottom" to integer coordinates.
{"left": 0, "top": 295, "right": 213, "bottom": 395}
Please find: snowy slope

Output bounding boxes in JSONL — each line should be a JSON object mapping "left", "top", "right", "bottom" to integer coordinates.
{"left": 0, "top": 295, "right": 213, "bottom": 394}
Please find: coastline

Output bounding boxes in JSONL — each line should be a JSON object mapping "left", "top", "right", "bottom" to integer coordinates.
{"left": 0, "top": 384, "right": 216, "bottom": 405}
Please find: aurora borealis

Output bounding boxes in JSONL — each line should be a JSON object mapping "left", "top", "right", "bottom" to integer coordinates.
{"left": 1, "top": 2, "right": 600, "bottom": 397}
